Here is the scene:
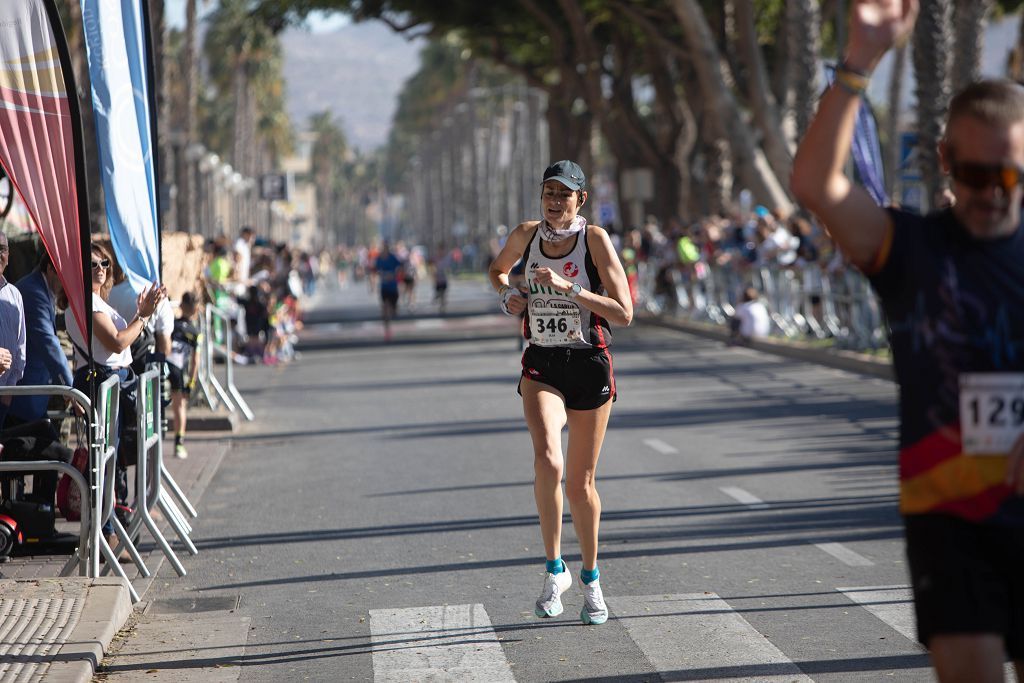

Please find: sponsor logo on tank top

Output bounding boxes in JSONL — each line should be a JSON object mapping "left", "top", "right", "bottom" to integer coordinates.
{"left": 563, "top": 262, "right": 579, "bottom": 278}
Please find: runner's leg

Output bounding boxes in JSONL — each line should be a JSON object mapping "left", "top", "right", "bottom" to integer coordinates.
{"left": 521, "top": 377, "right": 567, "bottom": 563}
{"left": 928, "top": 634, "right": 1004, "bottom": 683}
{"left": 564, "top": 400, "right": 611, "bottom": 571}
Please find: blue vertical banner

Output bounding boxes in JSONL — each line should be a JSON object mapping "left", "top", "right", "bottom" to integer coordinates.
{"left": 80, "top": 0, "right": 160, "bottom": 293}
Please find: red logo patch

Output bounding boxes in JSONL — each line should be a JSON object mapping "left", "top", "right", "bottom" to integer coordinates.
{"left": 563, "top": 262, "right": 579, "bottom": 278}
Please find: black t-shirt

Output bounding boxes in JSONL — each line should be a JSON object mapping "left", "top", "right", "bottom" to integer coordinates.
{"left": 869, "top": 207, "right": 1024, "bottom": 525}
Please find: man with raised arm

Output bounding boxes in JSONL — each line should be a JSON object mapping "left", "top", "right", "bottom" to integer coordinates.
{"left": 791, "top": 2, "right": 1024, "bottom": 681}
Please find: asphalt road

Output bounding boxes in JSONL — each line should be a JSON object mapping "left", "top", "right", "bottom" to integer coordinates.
{"left": 100, "top": 276, "right": 932, "bottom": 682}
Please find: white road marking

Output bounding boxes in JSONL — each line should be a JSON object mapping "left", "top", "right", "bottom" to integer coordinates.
{"left": 814, "top": 542, "right": 875, "bottom": 567}
{"left": 837, "top": 585, "right": 917, "bottom": 643}
{"left": 369, "top": 603, "right": 514, "bottom": 682}
{"left": 643, "top": 438, "right": 678, "bottom": 454}
{"left": 607, "top": 593, "right": 812, "bottom": 681}
{"left": 719, "top": 486, "right": 770, "bottom": 509}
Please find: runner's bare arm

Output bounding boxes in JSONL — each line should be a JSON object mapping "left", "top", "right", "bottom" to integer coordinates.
{"left": 582, "top": 227, "right": 633, "bottom": 327}
{"left": 488, "top": 221, "right": 538, "bottom": 292}
{"left": 790, "top": 0, "right": 917, "bottom": 273}
{"left": 790, "top": 81, "right": 892, "bottom": 273}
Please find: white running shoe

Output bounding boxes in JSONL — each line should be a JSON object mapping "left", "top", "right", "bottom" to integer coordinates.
{"left": 534, "top": 568, "right": 572, "bottom": 618}
{"left": 580, "top": 579, "right": 608, "bottom": 625}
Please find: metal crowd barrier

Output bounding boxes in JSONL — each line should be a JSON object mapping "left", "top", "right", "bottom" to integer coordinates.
{"left": 0, "top": 385, "right": 92, "bottom": 577}
{"left": 92, "top": 374, "right": 148, "bottom": 603}
{"left": 119, "top": 368, "right": 198, "bottom": 580}
{"left": 0, "top": 368, "right": 208, "bottom": 602}
{"left": 200, "top": 305, "right": 254, "bottom": 421}
{"left": 644, "top": 260, "right": 888, "bottom": 352}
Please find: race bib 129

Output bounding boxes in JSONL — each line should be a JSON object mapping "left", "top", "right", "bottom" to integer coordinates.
{"left": 959, "top": 373, "right": 1024, "bottom": 455}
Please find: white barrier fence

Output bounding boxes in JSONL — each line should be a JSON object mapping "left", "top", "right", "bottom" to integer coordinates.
{"left": 639, "top": 260, "right": 888, "bottom": 352}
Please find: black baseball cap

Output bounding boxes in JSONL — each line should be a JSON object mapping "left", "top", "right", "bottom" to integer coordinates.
{"left": 541, "top": 160, "right": 586, "bottom": 191}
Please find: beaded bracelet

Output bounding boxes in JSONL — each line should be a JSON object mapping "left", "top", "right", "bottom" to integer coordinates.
{"left": 834, "top": 61, "right": 870, "bottom": 96}
{"left": 834, "top": 70, "right": 867, "bottom": 96}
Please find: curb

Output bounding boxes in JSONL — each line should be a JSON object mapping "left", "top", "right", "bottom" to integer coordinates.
{"left": 0, "top": 577, "right": 131, "bottom": 683}
{"left": 642, "top": 313, "right": 894, "bottom": 381}
{"left": 56, "top": 578, "right": 132, "bottom": 683}
{"left": 185, "top": 409, "right": 239, "bottom": 432}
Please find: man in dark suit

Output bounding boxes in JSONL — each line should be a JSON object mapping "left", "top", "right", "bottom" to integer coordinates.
{"left": 7, "top": 249, "right": 72, "bottom": 425}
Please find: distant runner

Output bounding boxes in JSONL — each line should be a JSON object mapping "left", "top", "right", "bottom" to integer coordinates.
{"left": 373, "top": 242, "right": 402, "bottom": 342}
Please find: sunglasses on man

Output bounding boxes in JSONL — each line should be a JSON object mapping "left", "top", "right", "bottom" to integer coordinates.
{"left": 949, "top": 158, "right": 1024, "bottom": 192}
{"left": 91, "top": 258, "right": 110, "bottom": 270}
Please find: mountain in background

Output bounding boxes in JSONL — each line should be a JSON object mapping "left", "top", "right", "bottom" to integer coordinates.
{"left": 280, "top": 21, "right": 424, "bottom": 152}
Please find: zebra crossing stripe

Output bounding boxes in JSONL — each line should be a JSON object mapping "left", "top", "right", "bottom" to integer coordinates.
{"left": 836, "top": 585, "right": 917, "bottom": 642}
{"left": 369, "top": 604, "right": 515, "bottom": 682}
{"left": 814, "top": 542, "right": 875, "bottom": 566}
{"left": 643, "top": 438, "right": 678, "bottom": 454}
{"left": 606, "top": 593, "right": 812, "bottom": 681}
{"left": 719, "top": 486, "right": 770, "bottom": 509}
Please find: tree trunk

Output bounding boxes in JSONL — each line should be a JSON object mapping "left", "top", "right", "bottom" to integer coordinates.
{"left": 733, "top": 0, "right": 792, "bottom": 183}
{"left": 177, "top": 0, "right": 198, "bottom": 233}
{"left": 886, "top": 44, "right": 908, "bottom": 202}
{"left": 668, "top": 0, "right": 793, "bottom": 213}
{"left": 147, "top": 0, "right": 173, "bottom": 232}
{"left": 951, "top": 0, "right": 992, "bottom": 94}
{"left": 704, "top": 108, "right": 732, "bottom": 215}
{"left": 913, "top": 0, "right": 952, "bottom": 210}
{"left": 543, "top": 91, "right": 591, "bottom": 168}
{"left": 1009, "top": 11, "right": 1024, "bottom": 81}
{"left": 772, "top": 0, "right": 793, "bottom": 114}
{"left": 789, "top": 0, "right": 821, "bottom": 141}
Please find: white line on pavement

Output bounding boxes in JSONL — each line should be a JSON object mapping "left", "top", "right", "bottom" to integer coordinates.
{"left": 643, "top": 438, "right": 678, "bottom": 454}
{"left": 719, "top": 486, "right": 770, "bottom": 509}
{"left": 814, "top": 542, "right": 875, "bottom": 567}
{"left": 836, "top": 585, "right": 917, "bottom": 643}
{"left": 607, "top": 593, "right": 813, "bottom": 681}
{"left": 369, "top": 604, "right": 514, "bottom": 682}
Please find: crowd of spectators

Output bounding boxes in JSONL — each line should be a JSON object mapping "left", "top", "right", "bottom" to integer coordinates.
{"left": 615, "top": 207, "right": 840, "bottom": 304}
{"left": 609, "top": 206, "right": 870, "bottom": 344}
{"left": 203, "top": 227, "right": 307, "bottom": 366}
{"left": 0, "top": 223, "right": 315, "bottom": 557}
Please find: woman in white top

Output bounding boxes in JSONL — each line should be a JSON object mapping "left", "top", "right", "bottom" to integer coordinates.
{"left": 67, "top": 242, "right": 164, "bottom": 376}
{"left": 68, "top": 242, "right": 164, "bottom": 546}
{"left": 489, "top": 160, "right": 632, "bottom": 625}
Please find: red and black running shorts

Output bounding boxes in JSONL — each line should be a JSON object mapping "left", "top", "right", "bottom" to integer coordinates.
{"left": 518, "top": 344, "right": 615, "bottom": 410}
{"left": 905, "top": 513, "right": 1024, "bottom": 657}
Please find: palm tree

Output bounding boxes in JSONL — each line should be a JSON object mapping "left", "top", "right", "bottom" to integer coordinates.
{"left": 913, "top": 0, "right": 953, "bottom": 209}
{"left": 203, "top": 0, "right": 292, "bottom": 178}
{"left": 789, "top": 0, "right": 821, "bottom": 141}
{"left": 309, "top": 112, "right": 348, "bottom": 244}
{"left": 179, "top": 0, "right": 199, "bottom": 232}
{"left": 951, "top": 0, "right": 993, "bottom": 93}
{"left": 886, "top": 44, "right": 909, "bottom": 202}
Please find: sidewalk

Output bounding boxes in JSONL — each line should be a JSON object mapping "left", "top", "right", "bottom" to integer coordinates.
{"left": 0, "top": 419, "right": 232, "bottom": 683}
